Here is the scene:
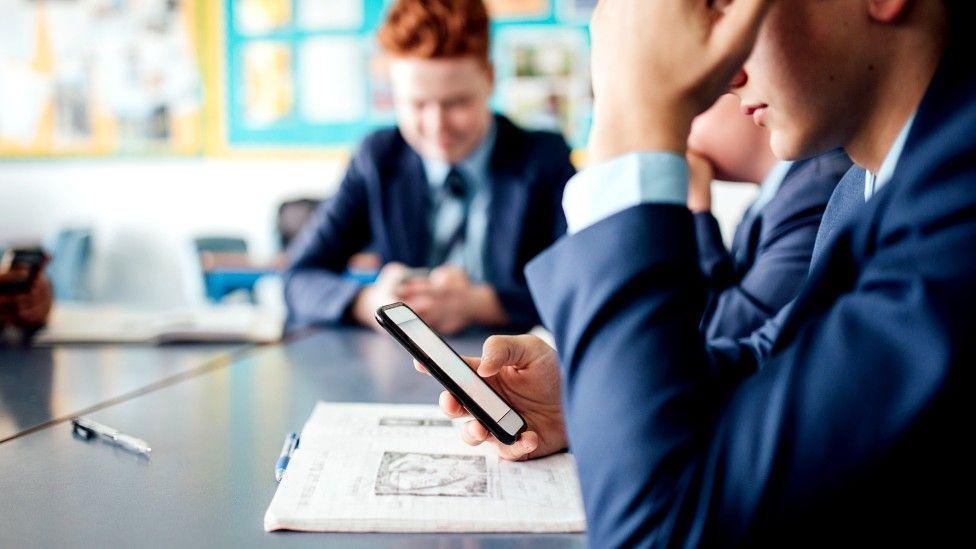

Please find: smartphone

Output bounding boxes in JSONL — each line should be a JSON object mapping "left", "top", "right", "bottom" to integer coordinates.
{"left": 375, "top": 302, "right": 527, "bottom": 445}
{"left": 0, "top": 247, "right": 46, "bottom": 295}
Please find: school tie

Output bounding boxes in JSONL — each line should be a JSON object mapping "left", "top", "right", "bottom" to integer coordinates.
{"left": 428, "top": 167, "right": 470, "bottom": 268}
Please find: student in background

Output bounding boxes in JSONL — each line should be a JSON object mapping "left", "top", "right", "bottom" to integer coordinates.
{"left": 686, "top": 94, "right": 850, "bottom": 341}
{"left": 284, "top": 0, "right": 575, "bottom": 334}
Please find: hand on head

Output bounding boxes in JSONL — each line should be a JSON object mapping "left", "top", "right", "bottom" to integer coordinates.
{"left": 588, "top": 0, "right": 774, "bottom": 163}
{"left": 685, "top": 150, "right": 716, "bottom": 213}
{"left": 414, "top": 334, "right": 567, "bottom": 461}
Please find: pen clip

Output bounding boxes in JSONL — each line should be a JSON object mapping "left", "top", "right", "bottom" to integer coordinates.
{"left": 71, "top": 418, "right": 96, "bottom": 440}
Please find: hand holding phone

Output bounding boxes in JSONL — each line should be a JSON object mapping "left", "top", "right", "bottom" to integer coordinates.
{"left": 0, "top": 248, "right": 47, "bottom": 295}
{"left": 376, "top": 302, "right": 527, "bottom": 445}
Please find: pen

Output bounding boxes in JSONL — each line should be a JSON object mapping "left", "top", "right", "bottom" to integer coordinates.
{"left": 71, "top": 417, "right": 152, "bottom": 455}
{"left": 275, "top": 432, "right": 300, "bottom": 483}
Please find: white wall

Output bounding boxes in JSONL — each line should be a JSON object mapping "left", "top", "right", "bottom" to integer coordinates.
{"left": 0, "top": 158, "right": 756, "bottom": 307}
{"left": 0, "top": 158, "right": 345, "bottom": 306}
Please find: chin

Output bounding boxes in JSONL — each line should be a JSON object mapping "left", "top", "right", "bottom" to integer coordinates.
{"left": 770, "top": 131, "right": 815, "bottom": 161}
{"left": 770, "top": 122, "right": 846, "bottom": 162}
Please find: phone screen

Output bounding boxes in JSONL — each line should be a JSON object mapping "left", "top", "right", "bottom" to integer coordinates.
{"left": 382, "top": 304, "right": 524, "bottom": 439}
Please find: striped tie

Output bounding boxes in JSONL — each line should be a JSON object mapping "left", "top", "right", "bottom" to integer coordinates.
{"left": 428, "top": 168, "right": 470, "bottom": 268}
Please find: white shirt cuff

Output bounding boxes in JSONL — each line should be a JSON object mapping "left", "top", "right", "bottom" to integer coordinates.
{"left": 562, "top": 152, "right": 689, "bottom": 234}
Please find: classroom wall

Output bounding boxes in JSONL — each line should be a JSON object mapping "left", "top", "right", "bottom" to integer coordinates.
{"left": 0, "top": 158, "right": 345, "bottom": 307}
{"left": 0, "top": 159, "right": 756, "bottom": 308}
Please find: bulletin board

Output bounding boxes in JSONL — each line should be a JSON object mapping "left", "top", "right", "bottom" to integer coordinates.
{"left": 0, "top": 0, "right": 595, "bottom": 158}
{"left": 223, "top": 0, "right": 596, "bottom": 150}
{"left": 0, "top": 0, "right": 205, "bottom": 157}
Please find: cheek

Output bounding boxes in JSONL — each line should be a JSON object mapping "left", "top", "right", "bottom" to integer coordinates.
{"left": 394, "top": 105, "right": 423, "bottom": 135}
{"left": 446, "top": 106, "right": 480, "bottom": 137}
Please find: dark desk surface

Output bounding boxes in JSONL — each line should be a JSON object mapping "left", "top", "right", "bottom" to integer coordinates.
{"left": 0, "top": 343, "right": 242, "bottom": 442}
{"left": 0, "top": 329, "right": 585, "bottom": 548}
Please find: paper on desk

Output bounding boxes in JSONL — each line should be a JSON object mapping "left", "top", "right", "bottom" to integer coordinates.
{"left": 263, "top": 402, "right": 586, "bottom": 533}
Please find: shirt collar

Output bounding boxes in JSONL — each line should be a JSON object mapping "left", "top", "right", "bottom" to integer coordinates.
{"left": 865, "top": 111, "right": 916, "bottom": 201}
{"left": 423, "top": 119, "right": 497, "bottom": 191}
{"left": 749, "top": 160, "right": 795, "bottom": 214}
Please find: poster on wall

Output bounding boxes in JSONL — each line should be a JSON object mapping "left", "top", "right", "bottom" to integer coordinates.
{"left": 493, "top": 26, "right": 592, "bottom": 147}
{"left": 235, "top": 0, "right": 292, "bottom": 34}
{"left": 224, "top": 0, "right": 592, "bottom": 149}
{"left": 242, "top": 41, "right": 293, "bottom": 127}
{"left": 556, "top": 0, "right": 597, "bottom": 24}
{"left": 297, "top": 0, "right": 364, "bottom": 30}
{"left": 299, "top": 37, "right": 367, "bottom": 123}
{"left": 0, "top": 0, "right": 204, "bottom": 156}
{"left": 485, "top": 0, "right": 550, "bottom": 20}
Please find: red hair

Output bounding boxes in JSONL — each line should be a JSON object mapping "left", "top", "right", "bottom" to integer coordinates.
{"left": 377, "top": 0, "right": 490, "bottom": 62}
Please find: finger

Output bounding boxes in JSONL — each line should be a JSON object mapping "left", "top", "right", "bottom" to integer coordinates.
{"left": 479, "top": 335, "right": 522, "bottom": 376}
{"left": 393, "top": 280, "right": 429, "bottom": 300}
{"left": 460, "top": 356, "right": 481, "bottom": 372}
{"left": 712, "top": 0, "right": 774, "bottom": 62}
{"left": 479, "top": 334, "right": 544, "bottom": 376}
{"left": 413, "top": 359, "right": 429, "bottom": 374}
{"left": 490, "top": 431, "right": 540, "bottom": 461}
{"left": 404, "top": 298, "right": 435, "bottom": 321}
{"left": 439, "top": 390, "right": 469, "bottom": 418}
{"left": 459, "top": 419, "right": 490, "bottom": 446}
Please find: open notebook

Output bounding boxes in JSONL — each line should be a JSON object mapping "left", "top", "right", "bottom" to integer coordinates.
{"left": 35, "top": 304, "right": 283, "bottom": 345}
{"left": 264, "top": 402, "right": 586, "bottom": 533}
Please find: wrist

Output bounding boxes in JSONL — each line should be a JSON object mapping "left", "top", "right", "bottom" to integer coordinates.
{"left": 589, "top": 100, "right": 693, "bottom": 165}
{"left": 350, "top": 286, "right": 374, "bottom": 326}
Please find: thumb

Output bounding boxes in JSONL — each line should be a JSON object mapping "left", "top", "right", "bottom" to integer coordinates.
{"left": 478, "top": 335, "right": 529, "bottom": 377}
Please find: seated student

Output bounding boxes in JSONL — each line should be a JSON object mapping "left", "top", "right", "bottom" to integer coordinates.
{"left": 686, "top": 94, "right": 850, "bottom": 341}
{"left": 284, "top": 0, "right": 575, "bottom": 334}
{"left": 426, "top": 0, "right": 976, "bottom": 545}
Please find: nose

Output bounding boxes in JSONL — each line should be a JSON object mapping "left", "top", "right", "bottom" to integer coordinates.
{"left": 728, "top": 69, "right": 748, "bottom": 92}
{"left": 424, "top": 104, "right": 448, "bottom": 137}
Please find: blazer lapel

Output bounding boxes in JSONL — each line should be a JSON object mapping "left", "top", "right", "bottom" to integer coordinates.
{"left": 485, "top": 118, "right": 529, "bottom": 284}
{"left": 385, "top": 150, "right": 431, "bottom": 266}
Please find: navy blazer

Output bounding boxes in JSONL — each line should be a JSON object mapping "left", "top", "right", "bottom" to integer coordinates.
{"left": 695, "top": 150, "right": 851, "bottom": 342}
{"left": 525, "top": 32, "right": 974, "bottom": 547}
{"left": 284, "top": 115, "right": 574, "bottom": 330}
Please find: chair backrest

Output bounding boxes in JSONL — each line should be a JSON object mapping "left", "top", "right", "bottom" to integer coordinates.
{"left": 276, "top": 198, "right": 321, "bottom": 250}
{"left": 47, "top": 228, "right": 93, "bottom": 301}
{"left": 193, "top": 236, "right": 248, "bottom": 255}
{"left": 192, "top": 235, "right": 254, "bottom": 303}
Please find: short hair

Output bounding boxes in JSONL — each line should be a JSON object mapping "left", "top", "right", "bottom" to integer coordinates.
{"left": 377, "top": 0, "right": 490, "bottom": 62}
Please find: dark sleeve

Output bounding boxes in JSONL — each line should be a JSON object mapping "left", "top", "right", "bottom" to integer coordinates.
{"left": 549, "top": 139, "right": 574, "bottom": 238}
{"left": 494, "top": 134, "right": 576, "bottom": 327}
{"left": 694, "top": 211, "right": 735, "bottom": 287}
{"left": 525, "top": 186, "right": 971, "bottom": 546}
{"left": 702, "top": 156, "right": 847, "bottom": 342}
{"left": 282, "top": 152, "right": 373, "bottom": 329}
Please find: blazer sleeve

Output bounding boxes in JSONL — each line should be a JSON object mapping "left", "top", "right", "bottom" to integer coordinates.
{"left": 694, "top": 211, "right": 735, "bottom": 288}
{"left": 525, "top": 183, "right": 971, "bottom": 546}
{"left": 701, "top": 154, "right": 849, "bottom": 342}
{"left": 282, "top": 154, "right": 373, "bottom": 328}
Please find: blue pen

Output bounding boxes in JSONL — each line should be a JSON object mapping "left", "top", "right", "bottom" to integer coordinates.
{"left": 275, "top": 432, "right": 300, "bottom": 483}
